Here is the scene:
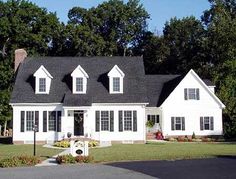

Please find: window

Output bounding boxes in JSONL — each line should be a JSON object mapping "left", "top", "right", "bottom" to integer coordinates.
{"left": 200, "top": 116, "right": 214, "bottom": 130}
{"left": 101, "top": 111, "right": 109, "bottom": 131}
{"left": 76, "top": 78, "right": 83, "bottom": 92}
{"left": 124, "top": 111, "right": 132, "bottom": 131}
{"left": 171, "top": 117, "right": 185, "bottom": 131}
{"left": 184, "top": 88, "right": 200, "bottom": 100}
{"left": 26, "top": 111, "right": 34, "bottom": 131}
{"left": 48, "top": 111, "right": 56, "bottom": 131}
{"left": 113, "top": 77, "right": 120, "bottom": 92}
{"left": 95, "top": 111, "right": 114, "bottom": 132}
{"left": 39, "top": 78, "right": 46, "bottom": 92}
{"left": 147, "top": 115, "right": 160, "bottom": 123}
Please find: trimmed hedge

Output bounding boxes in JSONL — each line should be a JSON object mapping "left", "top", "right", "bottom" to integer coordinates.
{"left": 0, "top": 155, "right": 41, "bottom": 168}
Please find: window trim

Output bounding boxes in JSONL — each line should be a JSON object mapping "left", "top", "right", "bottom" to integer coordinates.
{"left": 39, "top": 78, "right": 46, "bottom": 92}
{"left": 100, "top": 111, "right": 110, "bottom": 131}
{"left": 124, "top": 111, "right": 132, "bottom": 131}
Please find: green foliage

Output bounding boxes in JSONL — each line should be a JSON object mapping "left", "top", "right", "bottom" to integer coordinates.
{"left": 0, "top": 155, "right": 40, "bottom": 168}
{"left": 54, "top": 140, "right": 70, "bottom": 148}
{"left": 146, "top": 120, "right": 155, "bottom": 128}
{"left": 88, "top": 140, "right": 99, "bottom": 148}
{"left": 56, "top": 154, "right": 93, "bottom": 164}
{"left": 192, "top": 132, "right": 196, "bottom": 139}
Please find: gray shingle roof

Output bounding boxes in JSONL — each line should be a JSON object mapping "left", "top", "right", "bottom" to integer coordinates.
{"left": 10, "top": 57, "right": 149, "bottom": 106}
{"left": 10, "top": 56, "right": 215, "bottom": 107}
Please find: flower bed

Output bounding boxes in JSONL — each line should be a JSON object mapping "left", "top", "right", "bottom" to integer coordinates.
{"left": 56, "top": 154, "right": 93, "bottom": 164}
{"left": 0, "top": 155, "right": 41, "bottom": 168}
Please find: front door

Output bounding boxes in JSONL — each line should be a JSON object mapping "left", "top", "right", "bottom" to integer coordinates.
{"left": 74, "top": 111, "right": 84, "bottom": 136}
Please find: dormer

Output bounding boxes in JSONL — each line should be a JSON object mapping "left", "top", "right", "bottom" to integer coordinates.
{"left": 71, "top": 65, "right": 89, "bottom": 94}
{"left": 108, "top": 65, "right": 125, "bottom": 94}
{"left": 33, "top": 65, "right": 53, "bottom": 94}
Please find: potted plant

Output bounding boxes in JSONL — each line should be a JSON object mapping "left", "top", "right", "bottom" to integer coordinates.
{"left": 146, "top": 120, "right": 155, "bottom": 132}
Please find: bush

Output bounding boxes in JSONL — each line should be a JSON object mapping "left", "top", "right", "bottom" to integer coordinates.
{"left": 192, "top": 138, "right": 202, "bottom": 142}
{"left": 54, "top": 140, "right": 70, "bottom": 148}
{"left": 192, "top": 132, "right": 196, "bottom": 139}
{"left": 56, "top": 154, "right": 75, "bottom": 164}
{"left": 56, "top": 154, "right": 93, "bottom": 164}
{"left": 88, "top": 141, "right": 99, "bottom": 148}
{"left": 146, "top": 120, "right": 155, "bottom": 128}
{"left": 166, "top": 137, "right": 177, "bottom": 142}
{"left": 0, "top": 156, "right": 40, "bottom": 168}
{"left": 202, "top": 138, "right": 212, "bottom": 142}
{"left": 177, "top": 136, "right": 185, "bottom": 142}
{"left": 75, "top": 156, "right": 94, "bottom": 163}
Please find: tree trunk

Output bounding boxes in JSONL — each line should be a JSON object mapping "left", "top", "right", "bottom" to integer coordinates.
{"left": 123, "top": 47, "right": 126, "bottom": 57}
{"left": 3, "top": 120, "right": 7, "bottom": 136}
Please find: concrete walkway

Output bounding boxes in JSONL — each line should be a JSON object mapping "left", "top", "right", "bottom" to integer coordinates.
{"left": 36, "top": 148, "right": 70, "bottom": 167}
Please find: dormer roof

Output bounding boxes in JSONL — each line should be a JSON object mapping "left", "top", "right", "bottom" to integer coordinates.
{"left": 33, "top": 65, "right": 53, "bottom": 79}
{"left": 71, "top": 65, "right": 89, "bottom": 78}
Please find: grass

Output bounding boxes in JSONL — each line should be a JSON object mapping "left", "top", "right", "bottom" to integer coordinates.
{"left": 90, "top": 142, "right": 236, "bottom": 163}
{"left": 0, "top": 144, "right": 64, "bottom": 160}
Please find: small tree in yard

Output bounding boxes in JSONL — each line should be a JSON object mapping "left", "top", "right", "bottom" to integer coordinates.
{"left": 0, "top": 91, "right": 12, "bottom": 136}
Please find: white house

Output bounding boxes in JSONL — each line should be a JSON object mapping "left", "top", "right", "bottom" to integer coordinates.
{"left": 10, "top": 49, "right": 225, "bottom": 144}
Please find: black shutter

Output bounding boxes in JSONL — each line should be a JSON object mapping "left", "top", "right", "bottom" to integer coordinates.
{"left": 147, "top": 115, "right": 150, "bottom": 121}
{"left": 133, "top": 111, "right": 137, "bottom": 132}
{"left": 57, "top": 111, "right": 62, "bottom": 132}
{"left": 119, "top": 111, "right": 123, "bottom": 132}
{"left": 43, "top": 111, "right": 47, "bottom": 132}
{"left": 110, "top": 111, "right": 114, "bottom": 132}
{"left": 184, "top": 88, "right": 188, "bottom": 100}
{"left": 171, "top": 117, "right": 175, "bottom": 130}
{"left": 182, "top": 117, "right": 185, "bottom": 131}
{"left": 210, "top": 117, "right": 214, "bottom": 130}
{"left": 200, "top": 117, "right": 204, "bottom": 130}
{"left": 95, "top": 111, "right": 100, "bottom": 132}
{"left": 35, "top": 111, "right": 39, "bottom": 132}
{"left": 196, "top": 88, "right": 200, "bottom": 100}
{"left": 20, "top": 111, "right": 25, "bottom": 132}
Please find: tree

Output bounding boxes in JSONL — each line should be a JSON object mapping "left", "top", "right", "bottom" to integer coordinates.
{"left": 202, "top": 0, "right": 236, "bottom": 137}
{"left": 67, "top": 0, "right": 149, "bottom": 56}
{"left": 0, "top": 0, "right": 62, "bottom": 135}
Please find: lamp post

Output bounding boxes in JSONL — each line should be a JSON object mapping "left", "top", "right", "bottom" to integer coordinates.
{"left": 33, "top": 124, "right": 37, "bottom": 156}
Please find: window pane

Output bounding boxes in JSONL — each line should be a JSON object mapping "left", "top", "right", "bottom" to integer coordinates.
{"left": 174, "top": 117, "right": 182, "bottom": 130}
{"left": 101, "top": 111, "right": 109, "bottom": 131}
{"left": 48, "top": 111, "right": 56, "bottom": 131}
{"left": 188, "top": 88, "right": 196, "bottom": 99}
{"left": 113, "top": 77, "right": 120, "bottom": 92}
{"left": 124, "top": 111, "right": 132, "bottom": 131}
{"left": 204, "top": 117, "right": 210, "bottom": 130}
{"left": 76, "top": 78, "right": 83, "bottom": 92}
{"left": 26, "top": 111, "right": 34, "bottom": 131}
{"left": 39, "top": 78, "right": 46, "bottom": 92}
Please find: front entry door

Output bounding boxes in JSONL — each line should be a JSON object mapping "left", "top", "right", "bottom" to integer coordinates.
{"left": 74, "top": 111, "right": 84, "bottom": 136}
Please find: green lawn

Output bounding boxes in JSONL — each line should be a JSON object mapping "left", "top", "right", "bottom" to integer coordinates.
{"left": 90, "top": 142, "right": 236, "bottom": 162}
{"left": 0, "top": 144, "right": 64, "bottom": 160}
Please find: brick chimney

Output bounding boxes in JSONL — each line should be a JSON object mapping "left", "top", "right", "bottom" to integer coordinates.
{"left": 14, "top": 49, "right": 27, "bottom": 72}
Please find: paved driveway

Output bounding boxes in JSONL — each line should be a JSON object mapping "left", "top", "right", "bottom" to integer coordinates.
{"left": 0, "top": 157, "right": 235, "bottom": 179}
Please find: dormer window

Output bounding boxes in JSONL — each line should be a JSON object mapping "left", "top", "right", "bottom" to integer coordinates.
{"left": 108, "top": 65, "right": 125, "bottom": 94}
{"left": 33, "top": 65, "right": 53, "bottom": 94}
{"left": 76, "top": 77, "right": 83, "bottom": 92}
{"left": 113, "top": 77, "right": 120, "bottom": 92}
{"left": 39, "top": 78, "right": 46, "bottom": 92}
{"left": 71, "top": 65, "right": 89, "bottom": 94}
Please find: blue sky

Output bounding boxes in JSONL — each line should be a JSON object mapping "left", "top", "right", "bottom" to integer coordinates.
{"left": 14, "top": 0, "right": 211, "bottom": 31}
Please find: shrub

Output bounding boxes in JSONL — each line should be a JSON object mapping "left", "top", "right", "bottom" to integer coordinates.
{"left": 0, "top": 156, "right": 40, "bottom": 168}
{"left": 56, "top": 154, "right": 75, "bottom": 164}
{"left": 192, "top": 138, "right": 202, "bottom": 142}
{"left": 146, "top": 120, "right": 155, "bottom": 128}
{"left": 88, "top": 141, "right": 99, "bottom": 148}
{"left": 202, "top": 138, "right": 212, "bottom": 142}
{"left": 54, "top": 140, "right": 70, "bottom": 148}
{"left": 75, "top": 156, "right": 94, "bottom": 163}
{"left": 192, "top": 132, "right": 196, "bottom": 139}
{"left": 56, "top": 154, "right": 93, "bottom": 164}
{"left": 177, "top": 136, "right": 185, "bottom": 142}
